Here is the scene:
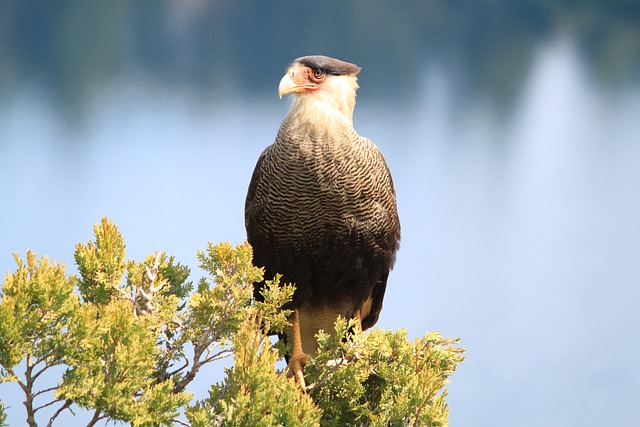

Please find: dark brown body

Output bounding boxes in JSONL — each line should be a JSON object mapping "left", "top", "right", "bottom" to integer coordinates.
{"left": 245, "top": 103, "right": 400, "bottom": 356}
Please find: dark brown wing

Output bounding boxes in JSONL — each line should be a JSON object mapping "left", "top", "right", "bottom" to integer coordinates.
{"left": 244, "top": 148, "right": 267, "bottom": 232}
{"left": 356, "top": 142, "right": 400, "bottom": 330}
{"left": 244, "top": 147, "right": 273, "bottom": 302}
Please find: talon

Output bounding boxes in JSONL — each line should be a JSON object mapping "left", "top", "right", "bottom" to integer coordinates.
{"left": 286, "top": 352, "right": 309, "bottom": 389}
{"left": 286, "top": 308, "right": 309, "bottom": 390}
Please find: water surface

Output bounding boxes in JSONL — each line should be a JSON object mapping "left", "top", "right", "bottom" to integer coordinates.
{"left": 1, "top": 2, "right": 639, "bottom": 426}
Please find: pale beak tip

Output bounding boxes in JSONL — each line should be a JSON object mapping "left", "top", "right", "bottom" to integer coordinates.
{"left": 278, "top": 73, "right": 297, "bottom": 99}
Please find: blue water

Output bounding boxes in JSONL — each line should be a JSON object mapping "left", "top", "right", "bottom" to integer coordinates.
{"left": 1, "top": 7, "right": 640, "bottom": 426}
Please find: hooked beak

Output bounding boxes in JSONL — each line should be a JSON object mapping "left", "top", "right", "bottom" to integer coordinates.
{"left": 278, "top": 68, "right": 318, "bottom": 99}
{"left": 278, "top": 73, "right": 297, "bottom": 99}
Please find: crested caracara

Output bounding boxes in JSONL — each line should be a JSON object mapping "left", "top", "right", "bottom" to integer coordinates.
{"left": 245, "top": 55, "right": 400, "bottom": 389}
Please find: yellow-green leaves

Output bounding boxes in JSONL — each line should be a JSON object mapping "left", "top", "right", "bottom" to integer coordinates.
{"left": 190, "top": 304, "right": 321, "bottom": 427}
{"left": 75, "top": 217, "right": 126, "bottom": 304}
{"left": 59, "top": 299, "right": 191, "bottom": 426}
{"left": 189, "top": 241, "right": 261, "bottom": 342}
{"left": 187, "top": 249, "right": 317, "bottom": 427}
{"left": 1, "top": 217, "right": 465, "bottom": 426}
{"left": 0, "top": 251, "right": 78, "bottom": 377}
{"left": 307, "top": 320, "right": 465, "bottom": 427}
{"left": 1, "top": 219, "right": 196, "bottom": 426}
{"left": 0, "top": 402, "right": 6, "bottom": 427}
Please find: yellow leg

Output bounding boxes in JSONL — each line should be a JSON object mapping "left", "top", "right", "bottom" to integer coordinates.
{"left": 352, "top": 307, "right": 364, "bottom": 335}
{"left": 286, "top": 308, "right": 309, "bottom": 389}
{"left": 348, "top": 307, "right": 365, "bottom": 363}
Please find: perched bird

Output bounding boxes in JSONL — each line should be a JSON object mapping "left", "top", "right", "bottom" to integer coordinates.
{"left": 245, "top": 55, "right": 400, "bottom": 388}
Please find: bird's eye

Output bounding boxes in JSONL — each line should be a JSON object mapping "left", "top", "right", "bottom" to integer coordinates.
{"left": 311, "top": 69, "right": 326, "bottom": 81}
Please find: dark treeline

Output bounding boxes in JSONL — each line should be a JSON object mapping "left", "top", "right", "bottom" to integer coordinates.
{"left": 1, "top": 0, "right": 638, "bottom": 111}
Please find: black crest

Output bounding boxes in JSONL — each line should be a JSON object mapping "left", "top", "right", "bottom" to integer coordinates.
{"left": 293, "top": 55, "right": 361, "bottom": 76}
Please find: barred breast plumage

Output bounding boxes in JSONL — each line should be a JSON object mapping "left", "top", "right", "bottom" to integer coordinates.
{"left": 245, "top": 56, "right": 400, "bottom": 373}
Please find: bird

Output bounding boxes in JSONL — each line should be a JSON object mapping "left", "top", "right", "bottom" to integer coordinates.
{"left": 245, "top": 55, "right": 400, "bottom": 388}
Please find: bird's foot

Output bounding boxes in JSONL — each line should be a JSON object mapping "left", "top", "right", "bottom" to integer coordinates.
{"left": 286, "top": 352, "right": 309, "bottom": 390}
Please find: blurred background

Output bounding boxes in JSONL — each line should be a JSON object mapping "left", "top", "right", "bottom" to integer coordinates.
{"left": 1, "top": 0, "right": 640, "bottom": 425}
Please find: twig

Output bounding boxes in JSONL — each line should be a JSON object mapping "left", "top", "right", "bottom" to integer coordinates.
{"left": 165, "top": 357, "right": 190, "bottom": 378}
{"left": 33, "top": 396, "right": 63, "bottom": 413}
{"left": 306, "top": 343, "right": 362, "bottom": 394}
{"left": 305, "top": 355, "right": 349, "bottom": 394}
{"left": 47, "top": 400, "right": 72, "bottom": 427}
{"left": 32, "top": 386, "right": 59, "bottom": 399}
{"left": 132, "top": 251, "right": 170, "bottom": 316}
{"left": 203, "top": 348, "right": 233, "bottom": 364}
{"left": 30, "top": 352, "right": 63, "bottom": 384}
{"left": 86, "top": 408, "right": 105, "bottom": 427}
{"left": 115, "top": 285, "right": 132, "bottom": 301}
{"left": 210, "top": 381, "right": 231, "bottom": 410}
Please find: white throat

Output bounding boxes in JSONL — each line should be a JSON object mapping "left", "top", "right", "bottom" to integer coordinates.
{"left": 288, "top": 74, "right": 359, "bottom": 124}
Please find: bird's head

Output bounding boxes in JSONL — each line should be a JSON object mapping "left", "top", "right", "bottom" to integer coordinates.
{"left": 278, "top": 55, "right": 361, "bottom": 122}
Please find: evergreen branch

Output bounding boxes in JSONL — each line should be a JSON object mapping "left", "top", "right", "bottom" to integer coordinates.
{"left": 202, "top": 348, "right": 232, "bottom": 365}
{"left": 305, "top": 355, "right": 349, "bottom": 395}
{"left": 165, "top": 357, "right": 190, "bottom": 379}
{"left": 32, "top": 386, "right": 59, "bottom": 400}
{"left": 46, "top": 401, "right": 72, "bottom": 427}
{"left": 33, "top": 397, "right": 63, "bottom": 414}
{"left": 30, "top": 358, "right": 62, "bottom": 384}
{"left": 1, "top": 221, "right": 464, "bottom": 426}
{"left": 86, "top": 408, "right": 106, "bottom": 427}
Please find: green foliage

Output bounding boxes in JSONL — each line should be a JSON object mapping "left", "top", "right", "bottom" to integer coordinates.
{"left": 0, "top": 401, "right": 7, "bottom": 427}
{"left": 306, "top": 320, "right": 464, "bottom": 426}
{"left": 58, "top": 299, "right": 190, "bottom": 425}
{"left": 186, "top": 302, "right": 321, "bottom": 427}
{"left": 186, "top": 270, "right": 318, "bottom": 427}
{"left": 0, "top": 251, "right": 78, "bottom": 379}
{"left": 74, "top": 217, "right": 127, "bottom": 304}
{"left": 187, "top": 241, "right": 262, "bottom": 347}
{"left": 1, "top": 219, "right": 195, "bottom": 426}
{"left": 1, "top": 217, "right": 464, "bottom": 426}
